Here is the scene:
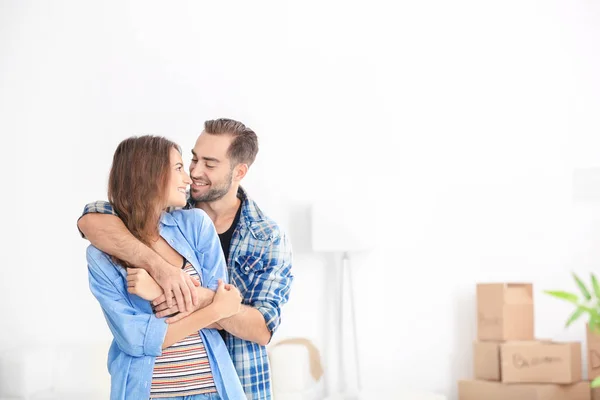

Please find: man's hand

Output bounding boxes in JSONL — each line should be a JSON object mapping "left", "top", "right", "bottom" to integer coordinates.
{"left": 153, "top": 285, "right": 214, "bottom": 320}
{"left": 151, "top": 262, "right": 199, "bottom": 312}
{"left": 126, "top": 268, "right": 163, "bottom": 301}
{"left": 211, "top": 280, "right": 242, "bottom": 319}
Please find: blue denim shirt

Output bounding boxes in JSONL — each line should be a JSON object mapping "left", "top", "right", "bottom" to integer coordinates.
{"left": 82, "top": 187, "right": 294, "bottom": 399}
{"left": 86, "top": 209, "right": 246, "bottom": 400}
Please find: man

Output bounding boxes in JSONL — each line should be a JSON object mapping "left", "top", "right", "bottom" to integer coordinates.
{"left": 78, "top": 118, "right": 293, "bottom": 399}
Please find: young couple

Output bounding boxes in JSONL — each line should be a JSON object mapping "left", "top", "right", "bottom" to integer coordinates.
{"left": 78, "top": 119, "right": 293, "bottom": 400}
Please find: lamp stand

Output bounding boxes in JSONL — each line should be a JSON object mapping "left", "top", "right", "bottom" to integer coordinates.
{"left": 329, "top": 251, "right": 362, "bottom": 399}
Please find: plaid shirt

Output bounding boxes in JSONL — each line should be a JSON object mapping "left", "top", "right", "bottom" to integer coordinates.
{"left": 80, "top": 187, "right": 293, "bottom": 400}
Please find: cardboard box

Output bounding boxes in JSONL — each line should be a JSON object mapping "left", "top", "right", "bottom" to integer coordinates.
{"left": 588, "top": 324, "right": 600, "bottom": 381}
{"left": 477, "top": 283, "right": 534, "bottom": 341}
{"left": 500, "top": 341, "right": 582, "bottom": 384}
{"left": 473, "top": 339, "right": 555, "bottom": 382}
{"left": 458, "top": 380, "right": 591, "bottom": 400}
{"left": 473, "top": 341, "right": 501, "bottom": 381}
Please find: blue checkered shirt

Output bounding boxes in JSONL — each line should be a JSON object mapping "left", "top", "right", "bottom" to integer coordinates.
{"left": 80, "top": 187, "right": 294, "bottom": 399}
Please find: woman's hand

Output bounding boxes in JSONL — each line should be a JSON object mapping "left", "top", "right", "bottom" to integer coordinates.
{"left": 212, "top": 279, "right": 242, "bottom": 319}
{"left": 126, "top": 268, "right": 163, "bottom": 301}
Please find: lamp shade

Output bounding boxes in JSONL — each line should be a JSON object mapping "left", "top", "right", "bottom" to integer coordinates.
{"left": 310, "top": 200, "right": 375, "bottom": 252}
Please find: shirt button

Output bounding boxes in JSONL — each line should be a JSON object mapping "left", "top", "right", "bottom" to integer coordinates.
{"left": 244, "top": 266, "right": 250, "bottom": 272}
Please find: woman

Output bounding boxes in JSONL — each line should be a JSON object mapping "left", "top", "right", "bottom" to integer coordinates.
{"left": 86, "top": 135, "right": 246, "bottom": 400}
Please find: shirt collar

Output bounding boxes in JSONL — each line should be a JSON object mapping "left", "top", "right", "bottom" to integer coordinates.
{"left": 159, "top": 211, "right": 177, "bottom": 226}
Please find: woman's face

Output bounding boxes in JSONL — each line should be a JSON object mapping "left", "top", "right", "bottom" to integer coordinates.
{"left": 165, "top": 147, "right": 192, "bottom": 208}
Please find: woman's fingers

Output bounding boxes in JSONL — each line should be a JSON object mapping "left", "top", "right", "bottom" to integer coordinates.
{"left": 154, "top": 301, "right": 172, "bottom": 312}
{"left": 156, "top": 305, "right": 180, "bottom": 318}
{"left": 152, "top": 294, "right": 166, "bottom": 306}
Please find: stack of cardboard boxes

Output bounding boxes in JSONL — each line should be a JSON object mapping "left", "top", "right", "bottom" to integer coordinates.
{"left": 458, "top": 283, "right": 592, "bottom": 400}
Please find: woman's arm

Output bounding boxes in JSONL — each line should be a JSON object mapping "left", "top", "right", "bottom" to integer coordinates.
{"left": 87, "top": 246, "right": 165, "bottom": 357}
{"left": 129, "top": 269, "right": 223, "bottom": 329}
{"left": 79, "top": 208, "right": 198, "bottom": 311}
{"left": 162, "top": 302, "right": 221, "bottom": 348}
{"left": 88, "top": 246, "right": 241, "bottom": 355}
{"left": 126, "top": 268, "right": 163, "bottom": 300}
{"left": 162, "top": 280, "right": 242, "bottom": 348}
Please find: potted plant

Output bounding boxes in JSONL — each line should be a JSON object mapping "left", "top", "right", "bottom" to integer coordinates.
{"left": 545, "top": 272, "right": 600, "bottom": 387}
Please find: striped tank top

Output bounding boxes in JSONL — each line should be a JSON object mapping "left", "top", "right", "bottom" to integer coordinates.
{"left": 149, "top": 259, "right": 217, "bottom": 398}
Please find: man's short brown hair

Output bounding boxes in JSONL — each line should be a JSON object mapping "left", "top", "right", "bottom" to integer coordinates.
{"left": 204, "top": 118, "right": 259, "bottom": 167}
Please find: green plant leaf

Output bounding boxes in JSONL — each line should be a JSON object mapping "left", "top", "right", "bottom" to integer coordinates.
{"left": 591, "top": 320, "right": 600, "bottom": 334}
{"left": 565, "top": 307, "right": 586, "bottom": 327}
{"left": 592, "top": 273, "right": 600, "bottom": 300}
{"left": 592, "top": 376, "right": 600, "bottom": 388}
{"left": 573, "top": 272, "right": 592, "bottom": 301}
{"left": 543, "top": 290, "right": 579, "bottom": 304}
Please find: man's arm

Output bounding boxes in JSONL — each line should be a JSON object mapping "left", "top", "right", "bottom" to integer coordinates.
{"left": 216, "top": 303, "right": 274, "bottom": 346}
{"left": 219, "top": 231, "right": 293, "bottom": 345}
{"left": 77, "top": 202, "right": 198, "bottom": 311}
{"left": 154, "top": 287, "right": 271, "bottom": 345}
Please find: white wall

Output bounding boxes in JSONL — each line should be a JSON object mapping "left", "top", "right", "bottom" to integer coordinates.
{"left": 2, "top": 1, "right": 600, "bottom": 399}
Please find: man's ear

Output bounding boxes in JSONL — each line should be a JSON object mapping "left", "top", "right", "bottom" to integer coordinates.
{"left": 234, "top": 163, "right": 248, "bottom": 182}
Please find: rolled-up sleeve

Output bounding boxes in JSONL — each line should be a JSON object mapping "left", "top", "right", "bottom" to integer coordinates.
{"left": 249, "top": 232, "right": 293, "bottom": 335}
{"left": 77, "top": 201, "right": 118, "bottom": 238}
{"left": 87, "top": 246, "right": 167, "bottom": 357}
{"left": 143, "top": 313, "right": 168, "bottom": 356}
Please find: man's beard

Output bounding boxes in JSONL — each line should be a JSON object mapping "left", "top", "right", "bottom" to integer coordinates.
{"left": 190, "top": 169, "right": 234, "bottom": 203}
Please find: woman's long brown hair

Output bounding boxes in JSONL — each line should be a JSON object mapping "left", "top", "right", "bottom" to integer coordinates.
{"left": 108, "top": 135, "right": 180, "bottom": 256}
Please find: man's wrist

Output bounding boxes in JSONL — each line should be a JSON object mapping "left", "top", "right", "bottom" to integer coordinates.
{"left": 136, "top": 244, "right": 169, "bottom": 276}
{"left": 145, "top": 258, "right": 174, "bottom": 281}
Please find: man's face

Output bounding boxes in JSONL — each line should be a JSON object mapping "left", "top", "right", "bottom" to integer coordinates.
{"left": 189, "top": 132, "right": 235, "bottom": 203}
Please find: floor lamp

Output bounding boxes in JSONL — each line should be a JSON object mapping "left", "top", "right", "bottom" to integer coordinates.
{"left": 311, "top": 201, "right": 374, "bottom": 400}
